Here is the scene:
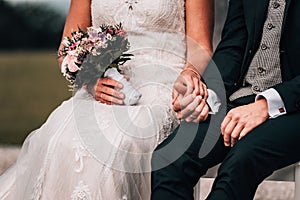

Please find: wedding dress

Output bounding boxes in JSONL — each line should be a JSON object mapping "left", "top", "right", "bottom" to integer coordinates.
{"left": 0, "top": 0, "right": 186, "bottom": 199}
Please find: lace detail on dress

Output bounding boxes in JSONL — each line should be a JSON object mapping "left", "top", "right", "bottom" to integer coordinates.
{"left": 72, "top": 138, "right": 89, "bottom": 173}
{"left": 91, "top": 0, "right": 185, "bottom": 33}
{"left": 157, "top": 107, "right": 180, "bottom": 144}
{"left": 71, "top": 181, "right": 92, "bottom": 200}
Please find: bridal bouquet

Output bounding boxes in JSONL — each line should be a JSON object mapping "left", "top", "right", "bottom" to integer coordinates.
{"left": 59, "top": 23, "right": 141, "bottom": 105}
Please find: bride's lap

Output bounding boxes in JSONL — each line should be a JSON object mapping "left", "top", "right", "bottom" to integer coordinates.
{"left": 15, "top": 88, "right": 176, "bottom": 170}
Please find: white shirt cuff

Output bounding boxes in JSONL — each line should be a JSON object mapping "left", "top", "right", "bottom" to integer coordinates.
{"left": 256, "top": 88, "right": 286, "bottom": 118}
{"left": 206, "top": 89, "right": 221, "bottom": 114}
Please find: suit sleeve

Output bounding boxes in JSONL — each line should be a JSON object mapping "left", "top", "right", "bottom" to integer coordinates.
{"left": 203, "top": 0, "right": 248, "bottom": 106}
{"left": 273, "top": 76, "right": 300, "bottom": 113}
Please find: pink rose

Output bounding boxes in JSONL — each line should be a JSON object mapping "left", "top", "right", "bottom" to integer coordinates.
{"left": 64, "top": 54, "right": 80, "bottom": 73}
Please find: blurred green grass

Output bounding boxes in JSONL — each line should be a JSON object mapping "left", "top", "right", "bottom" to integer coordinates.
{"left": 0, "top": 51, "right": 71, "bottom": 145}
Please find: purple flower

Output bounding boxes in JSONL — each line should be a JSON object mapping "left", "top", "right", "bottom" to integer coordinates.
{"left": 88, "top": 27, "right": 102, "bottom": 43}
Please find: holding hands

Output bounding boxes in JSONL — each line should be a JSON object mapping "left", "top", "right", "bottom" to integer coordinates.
{"left": 173, "top": 64, "right": 270, "bottom": 147}
{"left": 172, "top": 65, "right": 210, "bottom": 123}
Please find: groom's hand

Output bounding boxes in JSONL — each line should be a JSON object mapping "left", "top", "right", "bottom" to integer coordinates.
{"left": 172, "top": 66, "right": 209, "bottom": 123}
{"left": 173, "top": 94, "right": 209, "bottom": 123}
{"left": 221, "top": 98, "right": 269, "bottom": 147}
{"left": 92, "top": 77, "right": 126, "bottom": 105}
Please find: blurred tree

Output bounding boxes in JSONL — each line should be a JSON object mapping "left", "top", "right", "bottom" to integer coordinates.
{"left": 0, "top": 0, "right": 66, "bottom": 50}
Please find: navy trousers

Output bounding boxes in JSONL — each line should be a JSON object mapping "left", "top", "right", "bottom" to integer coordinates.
{"left": 151, "top": 96, "right": 300, "bottom": 200}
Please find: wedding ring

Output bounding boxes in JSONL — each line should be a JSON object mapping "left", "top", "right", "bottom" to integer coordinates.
{"left": 190, "top": 114, "right": 197, "bottom": 119}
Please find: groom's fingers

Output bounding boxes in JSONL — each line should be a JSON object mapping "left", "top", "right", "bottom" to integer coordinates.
{"left": 174, "top": 93, "right": 196, "bottom": 116}
{"left": 192, "top": 100, "right": 207, "bottom": 122}
{"left": 184, "top": 100, "right": 209, "bottom": 123}
{"left": 184, "top": 97, "right": 203, "bottom": 122}
{"left": 193, "top": 104, "right": 209, "bottom": 123}
{"left": 178, "top": 95, "right": 202, "bottom": 119}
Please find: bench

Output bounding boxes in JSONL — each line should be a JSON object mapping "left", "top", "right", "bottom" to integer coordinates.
{"left": 194, "top": 162, "right": 300, "bottom": 200}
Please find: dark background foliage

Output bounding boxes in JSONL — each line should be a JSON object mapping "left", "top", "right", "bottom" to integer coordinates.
{"left": 0, "top": 0, "right": 65, "bottom": 50}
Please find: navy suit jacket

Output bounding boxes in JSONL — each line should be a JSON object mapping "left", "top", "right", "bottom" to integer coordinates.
{"left": 204, "top": 0, "right": 300, "bottom": 113}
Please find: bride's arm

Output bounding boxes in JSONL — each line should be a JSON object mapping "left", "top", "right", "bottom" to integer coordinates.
{"left": 57, "top": 0, "right": 125, "bottom": 105}
{"left": 173, "top": 0, "right": 214, "bottom": 122}
{"left": 57, "top": 0, "right": 91, "bottom": 66}
{"left": 186, "top": 0, "right": 214, "bottom": 71}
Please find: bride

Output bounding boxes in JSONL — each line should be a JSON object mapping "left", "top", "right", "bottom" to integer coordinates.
{"left": 0, "top": 0, "right": 213, "bottom": 199}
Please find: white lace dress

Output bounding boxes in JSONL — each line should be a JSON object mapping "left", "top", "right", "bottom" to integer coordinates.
{"left": 0, "top": 0, "right": 186, "bottom": 199}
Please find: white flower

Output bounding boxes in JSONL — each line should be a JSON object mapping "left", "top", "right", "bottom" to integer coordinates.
{"left": 61, "top": 56, "right": 68, "bottom": 75}
{"left": 106, "top": 33, "right": 112, "bottom": 40}
{"left": 62, "top": 37, "right": 70, "bottom": 46}
{"left": 101, "top": 42, "right": 108, "bottom": 48}
{"left": 91, "top": 49, "right": 99, "bottom": 56}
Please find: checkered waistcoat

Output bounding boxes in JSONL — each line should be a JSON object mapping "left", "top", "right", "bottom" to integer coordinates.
{"left": 229, "top": 0, "right": 285, "bottom": 101}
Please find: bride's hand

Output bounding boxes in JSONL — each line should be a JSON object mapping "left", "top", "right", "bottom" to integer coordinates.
{"left": 92, "top": 77, "right": 126, "bottom": 105}
{"left": 172, "top": 66, "right": 208, "bottom": 105}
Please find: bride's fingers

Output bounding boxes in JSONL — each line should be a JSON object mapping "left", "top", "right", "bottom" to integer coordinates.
{"left": 173, "top": 79, "right": 187, "bottom": 95}
{"left": 98, "top": 98, "right": 112, "bottom": 105}
{"left": 97, "top": 77, "right": 123, "bottom": 89}
{"left": 95, "top": 92, "right": 124, "bottom": 105}
{"left": 202, "top": 84, "right": 208, "bottom": 100}
{"left": 184, "top": 76, "right": 194, "bottom": 96}
{"left": 192, "top": 77, "right": 200, "bottom": 96}
{"left": 172, "top": 90, "right": 179, "bottom": 105}
{"left": 96, "top": 84, "right": 125, "bottom": 100}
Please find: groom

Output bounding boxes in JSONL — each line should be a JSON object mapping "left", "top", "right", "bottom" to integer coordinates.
{"left": 151, "top": 0, "right": 300, "bottom": 199}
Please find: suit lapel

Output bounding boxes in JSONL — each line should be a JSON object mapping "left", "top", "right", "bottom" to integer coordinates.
{"left": 253, "top": 0, "right": 269, "bottom": 47}
{"left": 282, "top": 0, "right": 292, "bottom": 34}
